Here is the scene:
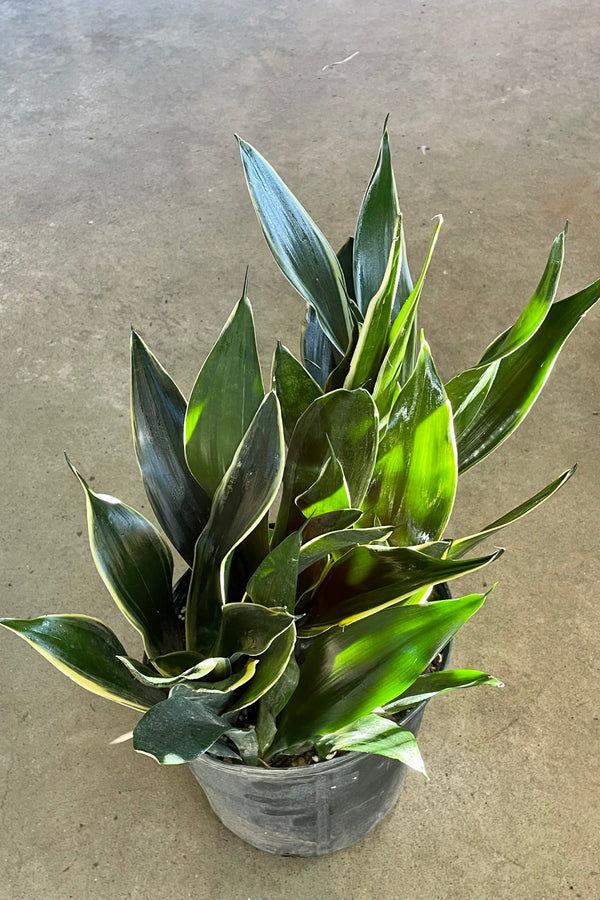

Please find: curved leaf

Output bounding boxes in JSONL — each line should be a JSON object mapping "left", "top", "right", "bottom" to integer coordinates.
{"left": 0, "top": 615, "right": 164, "bottom": 710}
{"left": 238, "top": 136, "right": 352, "bottom": 354}
{"left": 299, "top": 545, "right": 502, "bottom": 633}
{"left": 273, "top": 389, "right": 379, "bottom": 545}
{"left": 67, "top": 459, "right": 179, "bottom": 659}
{"left": 449, "top": 466, "right": 576, "bottom": 558}
{"left": 457, "top": 279, "right": 600, "bottom": 472}
{"left": 364, "top": 340, "right": 458, "bottom": 547}
{"left": 478, "top": 226, "right": 567, "bottom": 365}
{"left": 118, "top": 655, "right": 221, "bottom": 688}
{"left": 446, "top": 360, "right": 498, "bottom": 441}
{"left": 317, "top": 715, "right": 427, "bottom": 776}
{"left": 271, "top": 342, "right": 322, "bottom": 444}
{"left": 353, "top": 120, "right": 399, "bottom": 315}
{"left": 186, "top": 392, "right": 285, "bottom": 653}
{"left": 133, "top": 685, "right": 230, "bottom": 764}
{"left": 184, "top": 282, "right": 264, "bottom": 497}
{"left": 228, "top": 624, "right": 297, "bottom": 712}
{"left": 274, "top": 593, "right": 486, "bottom": 750}
{"left": 212, "top": 603, "right": 295, "bottom": 658}
{"left": 296, "top": 446, "right": 351, "bottom": 519}
{"left": 298, "top": 526, "right": 392, "bottom": 573}
{"left": 337, "top": 237, "right": 356, "bottom": 301}
{"left": 381, "top": 669, "right": 503, "bottom": 714}
{"left": 131, "top": 330, "right": 210, "bottom": 565}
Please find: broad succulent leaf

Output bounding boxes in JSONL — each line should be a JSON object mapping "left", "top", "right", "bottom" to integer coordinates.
{"left": 273, "top": 593, "right": 486, "bottom": 750}
{"left": 271, "top": 342, "right": 322, "bottom": 443}
{"left": 374, "top": 216, "right": 443, "bottom": 421}
{"left": 67, "top": 458, "right": 180, "bottom": 659}
{"left": 211, "top": 603, "right": 295, "bottom": 658}
{"left": 456, "top": 278, "right": 600, "bottom": 472}
{"left": 151, "top": 648, "right": 204, "bottom": 677}
{"left": 353, "top": 120, "right": 399, "bottom": 315}
{"left": 186, "top": 392, "right": 285, "bottom": 653}
{"left": 0, "top": 615, "right": 165, "bottom": 710}
{"left": 364, "top": 340, "right": 458, "bottom": 547}
{"left": 381, "top": 669, "right": 504, "bottom": 714}
{"left": 272, "top": 389, "right": 378, "bottom": 545}
{"left": 317, "top": 715, "right": 427, "bottom": 775}
{"left": 344, "top": 217, "right": 401, "bottom": 391}
{"left": 478, "top": 226, "right": 567, "bottom": 365}
{"left": 121, "top": 655, "right": 258, "bottom": 694}
{"left": 224, "top": 726, "right": 259, "bottom": 766}
{"left": 256, "top": 654, "right": 300, "bottom": 755}
{"left": 238, "top": 136, "right": 353, "bottom": 354}
{"left": 228, "top": 623, "right": 297, "bottom": 712}
{"left": 133, "top": 685, "right": 230, "bottom": 764}
{"left": 130, "top": 330, "right": 210, "bottom": 565}
{"left": 298, "top": 545, "right": 502, "bottom": 633}
{"left": 295, "top": 447, "right": 351, "bottom": 519}
{"left": 448, "top": 466, "right": 576, "bottom": 558}
{"left": 185, "top": 281, "right": 264, "bottom": 497}
{"left": 117, "top": 655, "right": 221, "bottom": 687}
{"left": 246, "top": 530, "right": 302, "bottom": 612}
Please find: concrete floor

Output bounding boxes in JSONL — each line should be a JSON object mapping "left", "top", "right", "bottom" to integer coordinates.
{"left": 1, "top": 1, "right": 599, "bottom": 898}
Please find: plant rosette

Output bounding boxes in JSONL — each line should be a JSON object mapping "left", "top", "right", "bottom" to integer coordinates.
{"left": 2, "top": 122, "right": 598, "bottom": 856}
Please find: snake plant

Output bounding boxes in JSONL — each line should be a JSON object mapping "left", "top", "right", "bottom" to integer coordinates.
{"left": 2, "top": 124, "right": 598, "bottom": 777}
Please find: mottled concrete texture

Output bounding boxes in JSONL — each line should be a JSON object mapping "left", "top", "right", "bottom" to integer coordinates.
{"left": 0, "top": 1, "right": 598, "bottom": 898}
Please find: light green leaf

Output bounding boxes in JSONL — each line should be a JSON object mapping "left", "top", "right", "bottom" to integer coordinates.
{"left": 381, "top": 669, "right": 504, "bottom": 714}
{"left": 353, "top": 120, "right": 399, "bottom": 315}
{"left": 117, "top": 655, "right": 221, "bottom": 687}
{"left": 273, "top": 593, "right": 486, "bottom": 750}
{"left": 446, "top": 360, "right": 498, "bottom": 441}
{"left": 298, "top": 526, "right": 392, "bottom": 573}
{"left": 228, "top": 623, "right": 297, "bottom": 712}
{"left": 271, "top": 342, "right": 322, "bottom": 444}
{"left": 0, "top": 615, "right": 165, "bottom": 711}
{"left": 448, "top": 466, "right": 576, "bottom": 558}
{"left": 295, "top": 445, "right": 351, "bottom": 519}
{"left": 133, "top": 685, "right": 230, "bottom": 764}
{"left": 298, "top": 545, "right": 502, "bottom": 633}
{"left": 66, "top": 458, "right": 179, "bottom": 659}
{"left": 457, "top": 279, "right": 600, "bottom": 472}
{"left": 184, "top": 281, "right": 264, "bottom": 497}
{"left": 272, "top": 389, "right": 379, "bottom": 545}
{"left": 246, "top": 530, "right": 302, "bottom": 613}
{"left": 374, "top": 216, "right": 443, "bottom": 422}
{"left": 364, "top": 339, "right": 458, "bottom": 547}
{"left": 186, "top": 393, "right": 285, "bottom": 653}
{"left": 318, "top": 715, "right": 427, "bottom": 776}
{"left": 478, "top": 226, "right": 567, "bottom": 365}
{"left": 238, "top": 137, "right": 352, "bottom": 354}
{"left": 345, "top": 217, "right": 401, "bottom": 391}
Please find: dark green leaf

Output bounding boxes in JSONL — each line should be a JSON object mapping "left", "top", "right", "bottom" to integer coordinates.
{"left": 151, "top": 648, "right": 204, "bottom": 677}
{"left": 272, "top": 389, "right": 378, "bottom": 545}
{"left": 184, "top": 282, "right": 264, "bottom": 497}
{"left": 66, "top": 458, "right": 179, "bottom": 659}
{"left": 271, "top": 342, "right": 322, "bottom": 444}
{"left": 478, "top": 227, "right": 567, "bottom": 365}
{"left": 256, "top": 655, "right": 300, "bottom": 755}
{"left": 299, "top": 545, "right": 501, "bottom": 633}
{"left": 212, "top": 603, "right": 295, "bottom": 658}
{"left": 353, "top": 121, "right": 399, "bottom": 315}
{"left": 301, "top": 508, "right": 363, "bottom": 542}
{"left": 246, "top": 530, "right": 302, "bottom": 612}
{"left": 224, "top": 726, "right": 259, "bottom": 766}
{"left": 131, "top": 330, "right": 210, "bottom": 565}
{"left": 301, "top": 305, "right": 340, "bottom": 389}
{"left": 228, "top": 623, "right": 297, "bottom": 712}
{"left": 457, "top": 279, "right": 600, "bottom": 472}
{"left": 118, "top": 655, "right": 221, "bottom": 687}
{"left": 133, "top": 685, "right": 230, "bottom": 764}
{"left": 274, "top": 593, "right": 486, "bottom": 749}
{"left": 295, "top": 446, "right": 351, "bottom": 519}
{"left": 318, "top": 715, "right": 427, "bottom": 775}
{"left": 238, "top": 137, "right": 352, "bottom": 354}
{"left": 337, "top": 237, "right": 356, "bottom": 301}
{"left": 186, "top": 393, "right": 285, "bottom": 653}
{"left": 324, "top": 318, "right": 360, "bottom": 391}
{"left": 448, "top": 466, "right": 576, "bottom": 558}
{"left": 0, "top": 615, "right": 165, "bottom": 710}
{"left": 364, "top": 340, "right": 457, "bottom": 547}
{"left": 381, "top": 669, "right": 504, "bottom": 714}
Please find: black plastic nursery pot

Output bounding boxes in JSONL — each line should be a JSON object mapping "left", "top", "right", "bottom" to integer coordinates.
{"left": 188, "top": 586, "right": 453, "bottom": 857}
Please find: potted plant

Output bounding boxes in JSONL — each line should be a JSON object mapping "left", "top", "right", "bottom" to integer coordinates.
{"left": 2, "top": 123, "right": 598, "bottom": 857}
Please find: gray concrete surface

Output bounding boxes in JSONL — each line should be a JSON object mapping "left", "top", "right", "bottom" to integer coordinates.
{"left": 1, "top": 1, "right": 598, "bottom": 898}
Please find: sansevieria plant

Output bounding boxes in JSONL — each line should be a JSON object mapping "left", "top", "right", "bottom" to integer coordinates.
{"left": 2, "top": 124, "right": 598, "bottom": 777}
